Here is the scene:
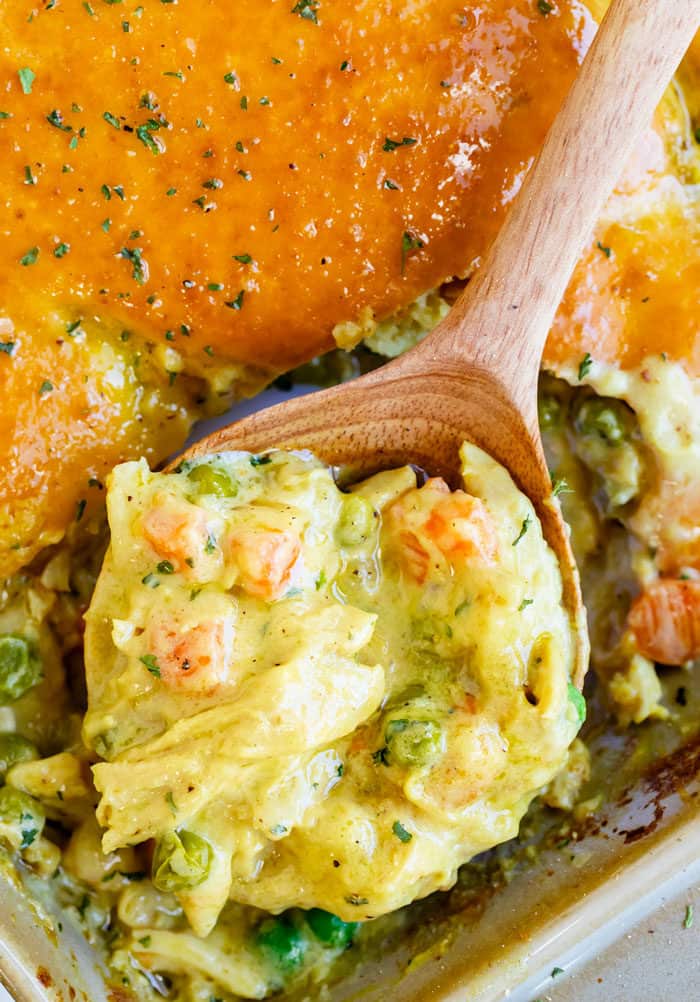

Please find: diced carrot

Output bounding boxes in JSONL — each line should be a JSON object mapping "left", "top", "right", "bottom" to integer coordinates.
{"left": 384, "top": 478, "right": 497, "bottom": 582}
{"left": 628, "top": 578, "right": 700, "bottom": 666}
{"left": 230, "top": 527, "right": 301, "bottom": 601}
{"left": 146, "top": 618, "right": 233, "bottom": 691}
{"left": 424, "top": 490, "right": 498, "bottom": 563}
{"left": 142, "top": 493, "right": 212, "bottom": 574}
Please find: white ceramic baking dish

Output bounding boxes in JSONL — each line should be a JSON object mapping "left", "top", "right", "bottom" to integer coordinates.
{"left": 2, "top": 385, "right": 700, "bottom": 1002}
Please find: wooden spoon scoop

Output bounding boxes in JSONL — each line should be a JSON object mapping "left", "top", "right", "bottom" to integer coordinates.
{"left": 174, "top": 0, "right": 699, "bottom": 687}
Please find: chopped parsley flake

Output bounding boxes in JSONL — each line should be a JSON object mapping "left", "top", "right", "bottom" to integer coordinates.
{"left": 53, "top": 242, "right": 70, "bottom": 258}
{"left": 103, "top": 111, "right": 121, "bottom": 130}
{"left": 232, "top": 253, "right": 252, "bottom": 264}
{"left": 383, "top": 135, "right": 417, "bottom": 152}
{"left": 684, "top": 905, "right": 694, "bottom": 929}
{"left": 0, "top": 342, "right": 16, "bottom": 356}
{"left": 18, "top": 67, "right": 35, "bottom": 94}
{"left": 225, "top": 290, "right": 245, "bottom": 310}
{"left": 156, "top": 560, "right": 175, "bottom": 575}
{"left": 46, "top": 109, "right": 71, "bottom": 132}
{"left": 20, "top": 247, "right": 39, "bottom": 266}
{"left": 578, "top": 352, "right": 593, "bottom": 381}
{"left": 401, "top": 230, "right": 424, "bottom": 274}
{"left": 140, "top": 654, "right": 161, "bottom": 678}
{"left": 596, "top": 240, "right": 612, "bottom": 258}
{"left": 250, "top": 454, "right": 272, "bottom": 467}
{"left": 538, "top": 0, "right": 554, "bottom": 12}
{"left": 39, "top": 380, "right": 54, "bottom": 395}
{"left": 141, "top": 573, "right": 160, "bottom": 588}
{"left": 119, "top": 246, "right": 147, "bottom": 284}
{"left": 512, "top": 515, "right": 531, "bottom": 546}
{"left": 292, "top": 0, "right": 319, "bottom": 23}
{"left": 518, "top": 598, "right": 534, "bottom": 611}
{"left": 551, "top": 476, "right": 573, "bottom": 497}
{"left": 392, "top": 821, "right": 413, "bottom": 843}
{"left": 136, "top": 122, "right": 161, "bottom": 154}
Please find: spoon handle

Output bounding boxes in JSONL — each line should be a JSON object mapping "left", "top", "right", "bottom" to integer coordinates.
{"left": 421, "top": 0, "right": 699, "bottom": 419}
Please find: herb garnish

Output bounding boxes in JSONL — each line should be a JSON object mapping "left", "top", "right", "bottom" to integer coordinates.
{"left": 551, "top": 477, "right": 573, "bottom": 497}
{"left": 18, "top": 67, "right": 35, "bottom": 94}
{"left": 392, "top": 821, "right": 413, "bottom": 843}
{"left": 103, "top": 111, "right": 121, "bottom": 130}
{"left": 401, "top": 231, "right": 424, "bottom": 274}
{"left": 140, "top": 654, "right": 161, "bottom": 678}
{"left": 20, "top": 247, "right": 39, "bottom": 266}
{"left": 383, "top": 135, "right": 417, "bottom": 152}
{"left": 512, "top": 515, "right": 531, "bottom": 546}
{"left": 47, "top": 109, "right": 71, "bottom": 132}
{"left": 119, "top": 246, "right": 147, "bottom": 284}
{"left": 292, "top": 0, "right": 319, "bottom": 23}
{"left": 578, "top": 352, "right": 593, "bottom": 380}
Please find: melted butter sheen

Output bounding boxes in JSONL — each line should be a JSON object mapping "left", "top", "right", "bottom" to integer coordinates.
{"left": 0, "top": 1, "right": 591, "bottom": 369}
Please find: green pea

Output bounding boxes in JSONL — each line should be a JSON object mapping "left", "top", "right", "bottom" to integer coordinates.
{"left": 0, "top": 635, "right": 41, "bottom": 703}
{"left": 567, "top": 682, "right": 587, "bottom": 727}
{"left": 0, "top": 787, "right": 45, "bottom": 851}
{"left": 151, "top": 829, "right": 212, "bottom": 892}
{"left": 306, "top": 909, "right": 358, "bottom": 948}
{"left": 256, "top": 915, "right": 309, "bottom": 973}
{"left": 573, "top": 397, "right": 630, "bottom": 445}
{"left": 187, "top": 462, "right": 238, "bottom": 497}
{"left": 384, "top": 718, "right": 444, "bottom": 768}
{"left": 336, "top": 495, "right": 376, "bottom": 547}
{"left": 538, "top": 394, "right": 562, "bottom": 430}
{"left": 0, "top": 734, "right": 38, "bottom": 783}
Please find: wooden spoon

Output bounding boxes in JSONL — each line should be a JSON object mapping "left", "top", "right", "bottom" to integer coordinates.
{"left": 174, "top": 0, "right": 699, "bottom": 686}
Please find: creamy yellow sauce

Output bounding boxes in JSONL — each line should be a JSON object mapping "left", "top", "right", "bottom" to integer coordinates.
{"left": 79, "top": 445, "right": 580, "bottom": 986}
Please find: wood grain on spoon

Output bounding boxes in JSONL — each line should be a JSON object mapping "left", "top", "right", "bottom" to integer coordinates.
{"left": 175, "top": 0, "right": 700, "bottom": 688}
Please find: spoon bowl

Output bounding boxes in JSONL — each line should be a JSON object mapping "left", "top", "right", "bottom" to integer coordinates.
{"left": 175, "top": 0, "right": 700, "bottom": 688}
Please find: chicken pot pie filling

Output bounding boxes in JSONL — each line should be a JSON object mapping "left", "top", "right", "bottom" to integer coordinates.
{"left": 83, "top": 445, "right": 580, "bottom": 943}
